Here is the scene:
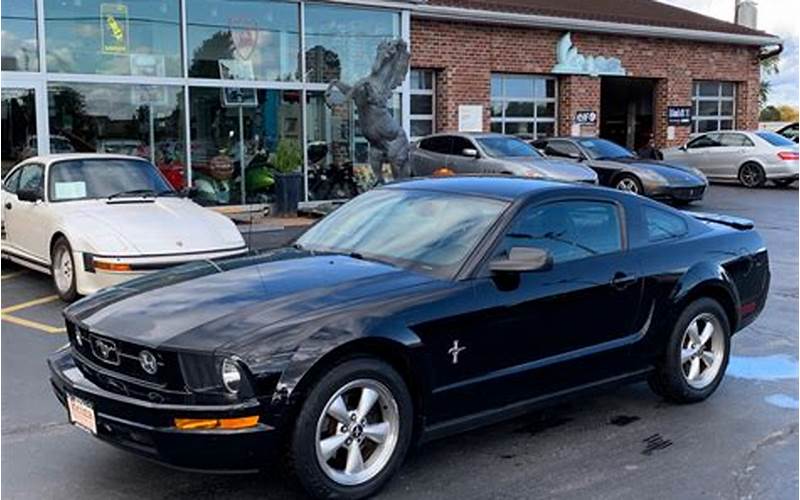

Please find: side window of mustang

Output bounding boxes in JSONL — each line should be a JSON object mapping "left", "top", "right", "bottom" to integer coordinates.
{"left": 3, "top": 168, "right": 22, "bottom": 194}
{"left": 499, "top": 200, "right": 623, "bottom": 264}
{"left": 644, "top": 206, "right": 688, "bottom": 242}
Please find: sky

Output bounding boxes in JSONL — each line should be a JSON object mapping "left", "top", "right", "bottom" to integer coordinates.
{"left": 661, "top": 0, "right": 799, "bottom": 107}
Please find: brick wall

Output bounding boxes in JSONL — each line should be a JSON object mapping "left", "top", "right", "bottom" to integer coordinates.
{"left": 410, "top": 18, "right": 762, "bottom": 147}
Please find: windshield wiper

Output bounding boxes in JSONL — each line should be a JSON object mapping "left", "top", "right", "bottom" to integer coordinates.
{"left": 108, "top": 189, "right": 157, "bottom": 199}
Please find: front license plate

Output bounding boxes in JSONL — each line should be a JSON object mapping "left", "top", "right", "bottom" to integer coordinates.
{"left": 67, "top": 394, "right": 97, "bottom": 435}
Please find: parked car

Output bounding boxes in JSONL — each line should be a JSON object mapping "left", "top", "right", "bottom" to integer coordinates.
{"left": 20, "top": 134, "right": 75, "bottom": 159}
{"left": 532, "top": 137, "right": 708, "bottom": 204}
{"left": 49, "top": 176, "right": 769, "bottom": 499}
{"left": 411, "top": 133, "right": 598, "bottom": 184}
{"left": 1, "top": 154, "right": 247, "bottom": 301}
{"left": 776, "top": 122, "right": 798, "bottom": 143}
{"left": 662, "top": 130, "right": 799, "bottom": 188}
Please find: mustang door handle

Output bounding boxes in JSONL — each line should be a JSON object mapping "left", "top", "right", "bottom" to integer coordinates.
{"left": 611, "top": 272, "right": 637, "bottom": 290}
{"left": 4, "top": 202, "right": 10, "bottom": 210}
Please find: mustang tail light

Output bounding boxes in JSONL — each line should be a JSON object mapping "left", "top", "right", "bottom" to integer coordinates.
{"left": 777, "top": 151, "right": 799, "bottom": 161}
{"left": 174, "top": 415, "right": 260, "bottom": 430}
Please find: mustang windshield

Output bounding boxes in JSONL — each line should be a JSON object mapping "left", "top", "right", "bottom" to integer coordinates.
{"left": 49, "top": 159, "right": 175, "bottom": 201}
{"left": 296, "top": 188, "right": 508, "bottom": 276}
{"left": 577, "top": 138, "right": 636, "bottom": 160}
{"left": 477, "top": 137, "right": 544, "bottom": 159}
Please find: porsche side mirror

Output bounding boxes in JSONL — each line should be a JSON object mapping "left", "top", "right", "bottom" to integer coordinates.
{"left": 17, "top": 188, "right": 42, "bottom": 203}
{"left": 490, "top": 247, "right": 553, "bottom": 274}
{"left": 462, "top": 148, "right": 479, "bottom": 158}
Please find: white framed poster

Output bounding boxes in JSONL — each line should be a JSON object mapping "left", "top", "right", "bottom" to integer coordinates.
{"left": 458, "top": 105, "right": 483, "bottom": 132}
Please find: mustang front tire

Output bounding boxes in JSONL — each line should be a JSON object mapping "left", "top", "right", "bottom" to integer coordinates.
{"left": 51, "top": 237, "right": 78, "bottom": 302}
{"left": 289, "top": 358, "right": 413, "bottom": 499}
{"left": 649, "top": 298, "right": 730, "bottom": 403}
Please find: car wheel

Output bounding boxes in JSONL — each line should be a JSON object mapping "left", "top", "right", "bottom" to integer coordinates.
{"left": 289, "top": 358, "right": 413, "bottom": 499}
{"left": 648, "top": 298, "right": 730, "bottom": 404}
{"left": 614, "top": 174, "right": 643, "bottom": 195}
{"left": 738, "top": 162, "right": 765, "bottom": 188}
{"left": 51, "top": 237, "right": 78, "bottom": 302}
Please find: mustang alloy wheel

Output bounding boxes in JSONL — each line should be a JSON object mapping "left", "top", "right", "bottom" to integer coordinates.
{"left": 290, "top": 358, "right": 412, "bottom": 499}
{"left": 648, "top": 298, "right": 730, "bottom": 403}
{"left": 51, "top": 237, "right": 78, "bottom": 302}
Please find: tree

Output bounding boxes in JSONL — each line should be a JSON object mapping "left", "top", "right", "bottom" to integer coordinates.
{"left": 759, "top": 53, "right": 780, "bottom": 107}
{"left": 777, "top": 105, "right": 799, "bottom": 122}
{"left": 760, "top": 105, "right": 781, "bottom": 122}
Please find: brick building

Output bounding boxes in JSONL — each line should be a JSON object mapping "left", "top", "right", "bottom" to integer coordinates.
{"left": 407, "top": 0, "right": 781, "bottom": 150}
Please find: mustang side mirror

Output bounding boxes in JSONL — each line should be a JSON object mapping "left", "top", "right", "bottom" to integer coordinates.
{"left": 180, "top": 186, "right": 199, "bottom": 199}
{"left": 490, "top": 247, "right": 553, "bottom": 274}
{"left": 462, "top": 148, "right": 479, "bottom": 158}
{"left": 17, "top": 188, "right": 42, "bottom": 203}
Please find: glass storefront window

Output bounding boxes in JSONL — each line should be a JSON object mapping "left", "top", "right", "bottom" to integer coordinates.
{"left": 44, "top": 0, "right": 181, "bottom": 76}
{"left": 490, "top": 74, "right": 557, "bottom": 140}
{"left": 304, "top": 4, "right": 399, "bottom": 84}
{"left": 2, "top": 0, "right": 38, "bottom": 71}
{"left": 306, "top": 90, "right": 400, "bottom": 200}
{"left": 47, "top": 83, "right": 186, "bottom": 189}
{"left": 189, "top": 87, "right": 302, "bottom": 206}
{"left": 1, "top": 88, "right": 37, "bottom": 175}
{"left": 410, "top": 69, "right": 435, "bottom": 139}
{"left": 692, "top": 81, "right": 736, "bottom": 134}
{"left": 187, "top": 0, "right": 299, "bottom": 81}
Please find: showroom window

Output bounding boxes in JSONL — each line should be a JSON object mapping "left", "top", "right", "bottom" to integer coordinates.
{"left": 410, "top": 69, "right": 435, "bottom": 139}
{"left": 692, "top": 81, "right": 736, "bottom": 134}
{"left": 306, "top": 90, "right": 400, "bottom": 200}
{"left": 490, "top": 74, "right": 557, "bottom": 139}
{"left": 187, "top": 0, "right": 300, "bottom": 81}
{"left": 304, "top": 4, "right": 399, "bottom": 84}
{"left": 189, "top": 87, "right": 302, "bottom": 206}
{"left": 1, "top": 0, "right": 38, "bottom": 71}
{"left": 44, "top": 0, "right": 182, "bottom": 76}
{"left": 47, "top": 82, "right": 186, "bottom": 189}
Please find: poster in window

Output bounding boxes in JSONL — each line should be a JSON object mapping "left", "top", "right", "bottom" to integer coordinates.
{"left": 101, "top": 3, "right": 130, "bottom": 54}
{"left": 219, "top": 59, "right": 258, "bottom": 107}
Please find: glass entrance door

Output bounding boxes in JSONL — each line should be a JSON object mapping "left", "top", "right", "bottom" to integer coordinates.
{"left": 1, "top": 86, "right": 38, "bottom": 176}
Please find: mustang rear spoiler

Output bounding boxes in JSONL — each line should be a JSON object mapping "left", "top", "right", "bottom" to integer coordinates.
{"left": 685, "top": 211, "right": 755, "bottom": 230}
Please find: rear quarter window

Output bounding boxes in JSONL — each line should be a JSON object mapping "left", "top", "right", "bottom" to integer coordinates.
{"left": 645, "top": 206, "right": 688, "bottom": 242}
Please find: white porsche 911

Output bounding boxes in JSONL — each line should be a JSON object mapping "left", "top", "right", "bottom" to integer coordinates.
{"left": 1, "top": 154, "right": 247, "bottom": 301}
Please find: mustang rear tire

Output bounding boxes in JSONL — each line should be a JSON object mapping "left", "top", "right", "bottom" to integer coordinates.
{"left": 51, "top": 237, "right": 78, "bottom": 302}
{"left": 289, "top": 358, "right": 413, "bottom": 499}
{"left": 649, "top": 298, "right": 730, "bottom": 403}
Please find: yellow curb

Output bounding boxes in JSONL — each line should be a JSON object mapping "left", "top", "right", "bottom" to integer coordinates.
{"left": 1, "top": 314, "right": 66, "bottom": 334}
{"left": 1, "top": 295, "right": 61, "bottom": 314}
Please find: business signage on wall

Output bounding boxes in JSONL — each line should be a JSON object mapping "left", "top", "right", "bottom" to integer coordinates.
{"left": 574, "top": 110, "right": 598, "bottom": 125}
{"left": 101, "top": 3, "right": 129, "bottom": 54}
{"left": 551, "top": 32, "right": 627, "bottom": 77}
{"left": 667, "top": 106, "right": 692, "bottom": 125}
{"left": 458, "top": 105, "right": 483, "bottom": 132}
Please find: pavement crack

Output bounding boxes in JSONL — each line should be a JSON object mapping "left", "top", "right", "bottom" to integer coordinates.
{"left": 733, "top": 423, "right": 798, "bottom": 499}
{"left": 2, "top": 421, "right": 72, "bottom": 439}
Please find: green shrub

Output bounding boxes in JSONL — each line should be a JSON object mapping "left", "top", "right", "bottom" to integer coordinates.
{"left": 273, "top": 139, "right": 302, "bottom": 174}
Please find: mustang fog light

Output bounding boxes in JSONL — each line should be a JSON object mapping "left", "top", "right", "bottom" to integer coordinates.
{"left": 174, "top": 415, "right": 259, "bottom": 430}
{"left": 221, "top": 358, "right": 242, "bottom": 393}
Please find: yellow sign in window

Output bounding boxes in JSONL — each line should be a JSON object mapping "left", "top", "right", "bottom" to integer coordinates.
{"left": 101, "top": 3, "right": 129, "bottom": 54}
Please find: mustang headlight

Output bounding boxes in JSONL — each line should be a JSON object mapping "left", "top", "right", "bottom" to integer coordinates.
{"left": 221, "top": 358, "right": 242, "bottom": 394}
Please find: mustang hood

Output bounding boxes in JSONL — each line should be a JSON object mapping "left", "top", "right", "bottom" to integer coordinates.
{"left": 60, "top": 198, "right": 243, "bottom": 255}
{"left": 65, "top": 251, "right": 436, "bottom": 351}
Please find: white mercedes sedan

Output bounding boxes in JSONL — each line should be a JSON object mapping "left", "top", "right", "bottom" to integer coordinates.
{"left": 1, "top": 154, "right": 247, "bottom": 301}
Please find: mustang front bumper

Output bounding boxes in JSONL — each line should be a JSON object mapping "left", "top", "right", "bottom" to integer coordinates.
{"left": 48, "top": 348, "right": 277, "bottom": 472}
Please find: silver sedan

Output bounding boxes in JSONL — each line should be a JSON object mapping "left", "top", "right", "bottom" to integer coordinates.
{"left": 410, "top": 133, "right": 598, "bottom": 184}
{"left": 662, "top": 130, "right": 799, "bottom": 188}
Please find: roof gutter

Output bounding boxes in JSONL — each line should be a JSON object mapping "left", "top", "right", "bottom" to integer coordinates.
{"left": 412, "top": 4, "right": 782, "bottom": 46}
{"left": 759, "top": 43, "right": 784, "bottom": 60}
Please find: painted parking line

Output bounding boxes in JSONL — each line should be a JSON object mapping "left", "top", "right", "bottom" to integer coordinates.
{"left": 1, "top": 295, "right": 61, "bottom": 314}
{"left": 1, "top": 295, "right": 65, "bottom": 334}
{"left": 1, "top": 270, "right": 28, "bottom": 280}
{"left": 1, "top": 314, "right": 65, "bottom": 334}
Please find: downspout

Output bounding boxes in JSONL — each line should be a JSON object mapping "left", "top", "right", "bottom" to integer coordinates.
{"left": 759, "top": 43, "right": 783, "bottom": 60}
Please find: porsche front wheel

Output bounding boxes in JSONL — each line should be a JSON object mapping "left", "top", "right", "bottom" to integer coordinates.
{"left": 51, "top": 237, "right": 78, "bottom": 302}
{"left": 289, "top": 358, "right": 413, "bottom": 499}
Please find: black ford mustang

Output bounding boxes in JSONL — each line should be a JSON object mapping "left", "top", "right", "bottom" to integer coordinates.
{"left": 49, "top": 177, "right": 769, "bottom": 499}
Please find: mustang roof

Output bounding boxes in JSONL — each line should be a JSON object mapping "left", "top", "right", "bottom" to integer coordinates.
{"left": 386, "top": 176, "right": 571, "bottom": 200}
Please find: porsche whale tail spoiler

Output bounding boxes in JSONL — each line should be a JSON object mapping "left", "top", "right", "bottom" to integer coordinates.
{"left": 685, "top": 211, "right": 755, "bottom": 230}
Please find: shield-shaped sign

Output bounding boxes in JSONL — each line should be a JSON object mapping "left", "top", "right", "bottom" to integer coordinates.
{"left": 229, "top": 17, "right": 259, "bottom": 61}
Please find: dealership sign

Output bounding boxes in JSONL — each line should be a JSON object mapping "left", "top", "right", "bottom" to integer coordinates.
{"left": 574, "top": 110, "right": 598, "bottom": 125}
{"left": 552, "top": 32, "right": 626, "bottom": 77}
{"left": 667, "top": 106, "right": 692, "bottom": 125}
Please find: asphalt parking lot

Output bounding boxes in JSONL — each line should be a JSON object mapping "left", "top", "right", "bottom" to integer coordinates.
{"left": 2, "top": 184, "right": 798, "bottom": 500}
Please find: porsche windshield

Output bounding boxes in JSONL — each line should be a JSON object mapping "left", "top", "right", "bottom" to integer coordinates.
{"left": 577, "top": 138, "right": 636, "bottom": 160}
{"left": 296, "top": 188, "right": 508, "bottom": 276}
{"left": 49, "top": 158, "right": 175, "bottom": 201}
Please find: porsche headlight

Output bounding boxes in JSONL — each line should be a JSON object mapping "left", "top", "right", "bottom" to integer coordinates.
{"left": 221, "top": 358, "right": 242, "bottom": 394}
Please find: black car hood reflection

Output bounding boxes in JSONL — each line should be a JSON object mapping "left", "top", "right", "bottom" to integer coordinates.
{"left": 65, "top": 249, "right": 438, "bottom": 351}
